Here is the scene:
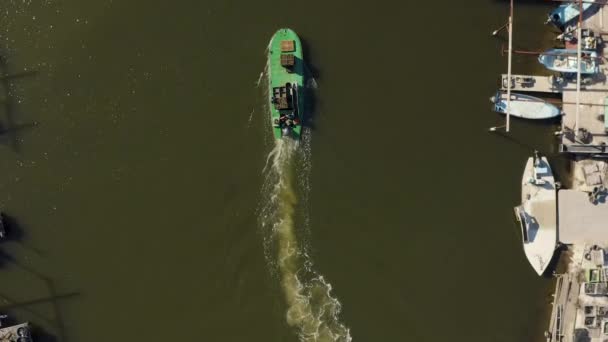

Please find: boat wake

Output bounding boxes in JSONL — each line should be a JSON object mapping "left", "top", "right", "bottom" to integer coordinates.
{"left": 258, "top": 131, "right": 351, "bottom": 342}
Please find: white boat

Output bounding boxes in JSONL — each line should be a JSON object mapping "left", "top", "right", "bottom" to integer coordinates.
{"left": 547, "top": 1, "right": 594, "bottom": 27}
{"left": 490, "top": 91, "right": 561, "bottom": 120}
{"left": 538, "top": 49, "right": 599, "bottom": 74}
{"left": 514, "top": 152, "right": 557, "bottom": 276}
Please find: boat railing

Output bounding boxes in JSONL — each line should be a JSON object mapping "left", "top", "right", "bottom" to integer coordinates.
{"left": 514, "top": 206, "right": 529, "bottom": 243}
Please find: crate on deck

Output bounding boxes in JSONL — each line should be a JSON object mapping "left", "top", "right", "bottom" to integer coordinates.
{"left": 281, "top": 54, "right": 295, "bottom": 68}
{"left": 280, "top": 40, "right": 295, "bottom": 52}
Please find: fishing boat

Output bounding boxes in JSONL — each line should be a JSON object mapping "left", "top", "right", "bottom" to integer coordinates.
{"left": 490, "top": 92, "right": 561, "bottom": 119}
{"left": 538, "top": 49, "right": 599, "bottom": 74}
{"left": 547, "top": 1, "right": 594, "bottom": 28}
{"left": 267, "top": 28, "right": 304, "bottom": 139}
{"left": 514, "top": 152, "right": 557, "bottom": 276}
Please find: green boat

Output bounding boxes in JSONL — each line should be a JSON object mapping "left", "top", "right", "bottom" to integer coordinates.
{"left": 268, "top": 28, "right": 304, "bottom": 139}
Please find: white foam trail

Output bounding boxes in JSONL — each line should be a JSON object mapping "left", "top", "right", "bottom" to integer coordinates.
{"left": 247, "top": 109, "right": 255, "bottom": 127}
{"left": 258, "top": 136, "right": 351, "bottom": 342}
{"left": 256, "top": 70, "right": 265, "bottom": 88}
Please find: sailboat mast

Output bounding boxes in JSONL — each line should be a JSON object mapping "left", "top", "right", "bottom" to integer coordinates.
{"left": 575, "top": 0, "right": 582, "bottom": 132}
{"left": 506, "top": 0, "right": 514, "bottom": 132}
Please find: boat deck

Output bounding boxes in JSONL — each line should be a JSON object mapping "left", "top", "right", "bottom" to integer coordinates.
{"left": 520, "top": 157, "right": 557, "bottom": 275}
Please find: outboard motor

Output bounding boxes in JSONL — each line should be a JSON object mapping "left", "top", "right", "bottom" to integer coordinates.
{"left": 17, "top": 327, "right": 30, "bottom": 337}
{"left": 281, "top": 127, "right": 290, "bottom": 137}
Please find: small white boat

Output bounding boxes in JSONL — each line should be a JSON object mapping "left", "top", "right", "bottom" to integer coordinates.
{"left": 514, "top": 152, "right": 557, "bottom": 276}
{"left": 547, "top": 1, "right": 594, "bottom": 27}
{"left": 490, "top": 91, "right": 561, "bottom": 120}
{"left": 538, "top": 49, "right": 599, "bottom": 74}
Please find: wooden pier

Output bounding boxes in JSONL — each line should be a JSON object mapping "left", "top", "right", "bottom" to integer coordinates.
{"left": 500, "top": 74, "right": 578, "bottom": 93}
{"left": 494, "top": 1, "right": 608, "bottom": 342}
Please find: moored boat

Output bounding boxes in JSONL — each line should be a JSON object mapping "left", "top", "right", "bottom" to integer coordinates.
{"left": 538, "top": 49, "right": 599, "bottom": 74}
{"left": 547, "top": 1, "right": 594, "bottom": 28}
{"left": 267, "top": 28, "right": 304, "bottom": 139}
{"left": 514, "top": 152, "right": 557, "bottom": 276}
{"left": 490, "top": 91, "right": 561, "bottom": 119}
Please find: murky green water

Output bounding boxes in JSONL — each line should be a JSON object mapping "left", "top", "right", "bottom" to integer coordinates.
{"left": 0, "top": 0, "right": 565, "bottom": 341}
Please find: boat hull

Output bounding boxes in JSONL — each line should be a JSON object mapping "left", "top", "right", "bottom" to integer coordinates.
{"left": 267, "top": 29, "right": 305, "bottom": 140}
{"left": 492, "top": 92, "right": 560, "bottom": 120}
{"left": 548, "top": 2, "right": 593, "bottom": 27}
{"left": 538, "top": 49, "right": 599, "bottom": 74}
{"left": 515, "top": 156, "right": 557, "bottom": 276}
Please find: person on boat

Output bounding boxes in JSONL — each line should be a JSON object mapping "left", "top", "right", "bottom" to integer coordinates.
{"left": 275, "top": 113, "right": 286, "bottom": 129}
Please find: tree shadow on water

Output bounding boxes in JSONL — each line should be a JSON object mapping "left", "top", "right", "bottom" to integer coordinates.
{"left": 31, "top": 327, "right": 59, "bottom": 342}
{"left": 0, "top": 53, "right": 39, "bottom": 154}
{"left": 0, "top": 248, "right": 79, "bottom": 342}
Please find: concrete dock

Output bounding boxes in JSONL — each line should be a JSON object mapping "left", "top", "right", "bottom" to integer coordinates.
{"left": 559, "top": 192, "right": 608, "bottom": 245}
{"left": 542, "top": 161, "right": 608, "bottom": 342}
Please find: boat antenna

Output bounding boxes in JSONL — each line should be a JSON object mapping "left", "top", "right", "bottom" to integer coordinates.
{"left": 575, "top": 0, "right": 582, "bottom": 134}
{"left": 506, "top": 0, "right": 514, "bottom": 132}
{"left": 489, "top": 0, "right": 514, "bottom": 133}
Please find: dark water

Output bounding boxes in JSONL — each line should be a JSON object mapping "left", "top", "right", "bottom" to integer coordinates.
{"left": 0, "top": 0, "right": 566, "bottom": 341}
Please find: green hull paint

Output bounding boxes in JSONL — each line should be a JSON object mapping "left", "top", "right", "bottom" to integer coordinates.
{"left": 268, "top": 29, "right": 304, "bottom": 139}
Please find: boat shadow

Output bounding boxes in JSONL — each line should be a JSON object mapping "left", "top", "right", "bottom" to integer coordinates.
{"left": 1, "top": 213, "right": 25, "bottom": 243}
{"left": 526, "top": 215, "right": 540, "bottom": 242}
{"left": 300, "top": 37, "right": 320, "bottom": 131}
{"left": 0, "top": 213, "right": 46, "bottom": 256}
{"left": 542, "top": 243, "right": 569, "bottom": 278}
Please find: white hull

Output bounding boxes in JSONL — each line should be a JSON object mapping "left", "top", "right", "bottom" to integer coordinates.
{"left": 492, "top": 92, "right": 561, "bottom": 120}
{"left": 515, "top": 156, "right": 558, "bottom": 276}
